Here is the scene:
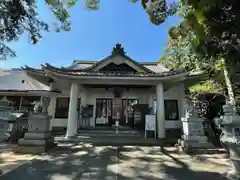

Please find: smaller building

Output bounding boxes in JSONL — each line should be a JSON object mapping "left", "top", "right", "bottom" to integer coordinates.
{"left": 0, "top": 68, "right": 58, "bottom": 112}
{"left": 0, "top": 44, "right": 206, "bottom": 138}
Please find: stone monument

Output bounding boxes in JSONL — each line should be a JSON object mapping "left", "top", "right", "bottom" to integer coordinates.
{"left": 220, "top": 104, "right": 240, "bottom": 180}
{"left": 13, "top": 97, "right": 56, "bottom": 154}
{"left": 177, "top": 99, "right": 213, "bottom": 152}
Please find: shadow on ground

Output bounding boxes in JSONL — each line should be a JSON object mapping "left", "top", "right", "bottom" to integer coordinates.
{"left": 160, "top": 148, "right": 228, "bottom": 180}
{"left": 0, "top": 157, "right": 28, "bottom": 175}
{"left": 0, "top": 144, "right": 33, "bottom": 176}
{"left": 1, "top": 143, "right": 229, "bottom": 180}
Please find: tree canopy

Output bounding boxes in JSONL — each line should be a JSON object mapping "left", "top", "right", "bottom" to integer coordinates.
{"left": 0, "top": 0, "right": 76, "bottom": 60}
{"left": 159, "top": 0, "right": 240, "bottom": 116}
{"left": 0, "top": 0, "right": 177, "bottom": 60}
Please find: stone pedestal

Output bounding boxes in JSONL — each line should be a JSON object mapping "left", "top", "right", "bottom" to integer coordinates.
{"left": 13, "top": 113, "right": 56, "bottom": 154}
{"left": 177, "top": 100, "right": 213, "bottom": 153}
{"left": 220, "top": 104, "right": 240, "bottom": 180}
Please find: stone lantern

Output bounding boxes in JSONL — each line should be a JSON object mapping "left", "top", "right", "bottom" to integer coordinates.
{"left": 220, "top": 104, "right": 240, "bottom": 180}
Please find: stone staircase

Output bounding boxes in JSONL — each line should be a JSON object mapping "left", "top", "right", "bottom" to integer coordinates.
{"left": 77, "top": 126, "right": 142, "bottom": 137}
{"left": 55, "top": 127, "right": 177, "bottom": 146}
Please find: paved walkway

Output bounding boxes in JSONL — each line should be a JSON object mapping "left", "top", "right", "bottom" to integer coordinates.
{"left": 1, "top": 143, "right": 230, "bottom": 180}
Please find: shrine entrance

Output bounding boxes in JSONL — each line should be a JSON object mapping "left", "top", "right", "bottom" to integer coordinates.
{"left": 121, "top": 99, "right": 139, "bottom": 127}
{"left": 112, "top": 98, "right": 139, "bottom": 127}
{"left": 95, "top": 98, "right": 139, "bottom": 127}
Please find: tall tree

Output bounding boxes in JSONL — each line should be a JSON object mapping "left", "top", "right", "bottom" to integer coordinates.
{"left": 160, "top": 28, "right": 225, "bottom": 96}
{"left": 160, "top": 1, "right": 212, "bottom": 71}
{"left": 166, "top": 0, "right": 240, "bottom": 106}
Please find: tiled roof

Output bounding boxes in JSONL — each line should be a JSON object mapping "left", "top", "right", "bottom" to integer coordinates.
{"left": 69, "top": 60, "right": 168, "bottom": 73}
{"left": 0, "top": 70, "right": 50, "bottom": 91}
{"left": 23, "top": 44, "right": 170, "bottom": 76}
{"left": 143, "top": 64, "right": 169, "bottom": 73}
{"left": 68, "top": 63, "right": 92, "bottom": 70}
{"left": 23, "top": 66, "right": 45, "bottom": 74}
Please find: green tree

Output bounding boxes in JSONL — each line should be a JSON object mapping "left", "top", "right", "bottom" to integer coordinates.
{"left": 0, "top": 0, "right": 176, "bottom": 60}
{"left": 160, "top": 30, "right": 224, "bottom": 95}
{"left": 158, "top": 1, "right": 219, "bottom": 95}
{"left": 0, "top": 0, "right": 79, "bottom": 60}
{"left": 164, "top": 0, "right": 240, "bottom": 106}
{"left": 160, "top": 1, "right": 211, "bottom": 71}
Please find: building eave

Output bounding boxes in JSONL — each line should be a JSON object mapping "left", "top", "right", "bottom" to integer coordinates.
{"left": 44, "top": 63, "right": 86, "bottom": 72}
{"left": 0, "top": 90, "right": 60, "bottom": 96}
{"left": 42, "top": 64, "right": 189, "bottom": 81}
{"left": 22, "top": 66, "right": 45, "bottom": 74}
{"left": 22, "top": 67, "right": 54, "bottom": 87}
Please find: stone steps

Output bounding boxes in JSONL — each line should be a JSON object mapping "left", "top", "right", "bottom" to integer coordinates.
{"left": 78, "top": 127, "right": 140, "bottom": 133}
{"left": 54, "top": 128, "right": 178, "bottom": 146}
{"left": 55, "top": 136, "right": 176, "bottom": 146}
{"left": 78, "top": 129, "right": 141, "bottom": 132}
{"left": 55, "top": 134, "right": 177, "bottom": 146}
{"left": 77, "top": 131, "right": 142, "bottom": 136}
{"left": 77, "top": 128, "right": 143, "bottom": 137}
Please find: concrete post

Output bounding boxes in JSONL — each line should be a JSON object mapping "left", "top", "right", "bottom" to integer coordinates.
{"left": 66, "top": 83, "right": 79, "bottom": 138}
{"left": 156, "top": 83, "right": 165, "bottom": 138}
{"left": 47, "top": 96, "right": 57, "bottom": 131}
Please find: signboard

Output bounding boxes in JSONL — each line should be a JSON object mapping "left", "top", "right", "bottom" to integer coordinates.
{"left": 145, "top": 115, "right": 156, "bottom": 138}
{"left": 145, "top": 115, "right": 156, "bottom": 131}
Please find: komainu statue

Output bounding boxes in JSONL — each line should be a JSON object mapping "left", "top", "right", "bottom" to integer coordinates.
{"left": 33, "top": 97, "right": 50, "bottom": 114}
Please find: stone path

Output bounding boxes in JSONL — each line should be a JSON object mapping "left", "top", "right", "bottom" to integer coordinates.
{"left": 1, "top": 143, "right": 230, "bottom": 180}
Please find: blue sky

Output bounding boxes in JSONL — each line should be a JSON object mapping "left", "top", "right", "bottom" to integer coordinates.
{"left": 2, "top": 0, "right": 181, "bottom": 69}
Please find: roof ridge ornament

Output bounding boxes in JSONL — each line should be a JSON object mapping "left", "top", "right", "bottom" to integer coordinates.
{"left": 111, "top": 43, "right": 126, "bottom": 56}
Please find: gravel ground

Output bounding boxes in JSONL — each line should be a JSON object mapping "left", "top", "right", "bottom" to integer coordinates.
{"left": 0, "top": 143, "right": 230, "bottom": 180}
{"left": 0, "top": 143, "right": 38, "bottom": 175}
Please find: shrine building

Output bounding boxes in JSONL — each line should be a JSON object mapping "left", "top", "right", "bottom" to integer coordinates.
{"left": 0, "top": 44, "right": 206, "bottom": 138}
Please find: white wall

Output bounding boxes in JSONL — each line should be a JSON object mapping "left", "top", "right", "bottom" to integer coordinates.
{"left": 49, "top": 84, "right": 185, "bottom": 129}
{"left": 50, "top": 89, "right": 80, "bottom": 128}
{"left": 149, "top": 83, "right": 185, "bottom": 129}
